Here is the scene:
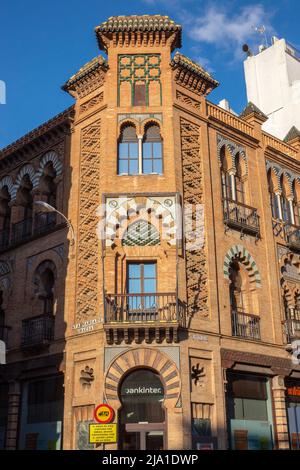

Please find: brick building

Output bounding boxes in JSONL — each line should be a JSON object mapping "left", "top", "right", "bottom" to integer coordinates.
{"left": 1, "top": 15, "right": 300, "bottom": 450}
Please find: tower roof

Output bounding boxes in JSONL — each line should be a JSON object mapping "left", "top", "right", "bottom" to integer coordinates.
{"left": 284, "top": 126, "right": 300, "bottom": 142}
{"left": 240, "top": 101, "right": 268, "bottom": 121}
{"left": 95, "top": 15, "right": 182, "bottom": 51}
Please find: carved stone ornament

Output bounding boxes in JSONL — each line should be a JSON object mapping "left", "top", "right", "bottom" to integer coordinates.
{"left": 80, "top": 366, "right": 94, "bottom": 388}
{"left": 191, "top": 363, "right": 205, "bottom": 386}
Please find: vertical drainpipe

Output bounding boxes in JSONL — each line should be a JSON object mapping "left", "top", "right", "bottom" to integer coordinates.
{"left": 206, "top": 123, "right": 227, "bottom": 449}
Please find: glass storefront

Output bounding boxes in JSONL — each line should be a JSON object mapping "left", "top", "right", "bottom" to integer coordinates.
{"left": 226, "top": 373, "right": 274, "bottom": 450}
{"left": 119, "top": 368, "right": 165, "bottom": 450}
{"left": 19, "top": 375, "right": 64, "bottom": 450}
{"left": 286, "top": 380, "right": 300, "bottom": 450}
{"left": 0, "top": 383, "right": 8, "bottom": 449}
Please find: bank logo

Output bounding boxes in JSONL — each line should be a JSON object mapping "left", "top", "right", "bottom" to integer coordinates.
{"left": 291, "top": 340, "right": 300, "bottom": 365}
{"left": 0, "top": 81, "right": 6, "bottom": 105}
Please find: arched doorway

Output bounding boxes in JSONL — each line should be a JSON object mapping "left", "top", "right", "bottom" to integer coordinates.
{"left": 119, "top": 368, "right": 165, "bottom": 450}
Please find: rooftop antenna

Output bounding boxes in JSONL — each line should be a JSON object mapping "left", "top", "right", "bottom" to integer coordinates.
{"left": 254, "top": 25, "right": 268, "bottom": 48}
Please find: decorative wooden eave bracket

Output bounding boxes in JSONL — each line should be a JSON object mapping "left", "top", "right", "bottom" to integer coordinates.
{"left": 171, "top": 52, "right": 219, "bottom": 97}
{"left": 61, "top": 55, "right": 108, "bottom": 99}
{"left": 94, "top": 15, "right": 182, "bottom": 52}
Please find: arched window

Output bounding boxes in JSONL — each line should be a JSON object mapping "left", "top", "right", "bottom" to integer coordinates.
{"left": 281, "top": 176, "right": 292, "bottom": 223}
{"left": 34, "top": 261, "right": 56, "bottom": 316}
{"left": 13, "top": 175, "right": 33, "bottom": 242}
{"left": 142, "top": 124, "right": 163, "bottom": 174}
{"left": 234, "top": 154, "right": 245, "bottom": 204}
{"left": 35, "top": 162, "right": 57, "bottom": 232}
{"left": 118, "top": 124, "right": 139, "bottom": 175}
{"left": 229, "top": 260, "right": 260, "bottom": 340}
{"left": 229, "top": 261, "right": 247, "bottom": 313}
{"left": 293, "top": 181, "right": 300, "bottom": 227}
{"left": 0, "top": 186, "right": 11, "bottom": 248}
{"left": 122, "top": 220, "right": 160, "bottom": 246}
{"left": 268, "top": 170, "right": 280, "bottom": 219}
{"left": 220, "top": 146, "right": 232, "bottom": 200}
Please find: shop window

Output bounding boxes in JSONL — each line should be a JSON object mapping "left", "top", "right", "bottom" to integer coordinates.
{"left": 19, "top": 375, "right": 64, "bottom": 450}
{"left": 227, "top": 373, "right": 273, "bottom": 450}
{"left": 0, "top": 383, "right": 8, "bottom": 449}
{"left": 119, "top": 369, "right": 165, "bottom": 450}
{"left": 27, "top": 376, "right": 63, "bottom": 424}
{"left": 120, "top": 369, "right": 164, "bottom": 424}
{"left": 286, "top": 380, "right": 300, "bottom": 449}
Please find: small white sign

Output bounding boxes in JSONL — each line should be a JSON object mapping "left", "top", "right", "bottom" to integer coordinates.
{"left": 0, "top": 340, "right": 6, "bottom": 364}
{"left": 192, "top": 334, "right": 208, "bottom": 342}
{"left": 72, "top": 317, "right": 103, "bottom": 334}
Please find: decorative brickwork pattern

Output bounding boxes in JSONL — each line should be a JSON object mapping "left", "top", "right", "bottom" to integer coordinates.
{"left": 79, "top": 92, "right": 104, "bottom": 115}
{"left": 76, "top": 120, "right": 101, "bottom": 321}
{"left": 223, "top": 245, "right": 262, "bottom": 287}
{"left": 180, "top": 117, "right": 208, "bottom": 318}
{"left": 176, "top": 91, "right": 201, "bottom": 111}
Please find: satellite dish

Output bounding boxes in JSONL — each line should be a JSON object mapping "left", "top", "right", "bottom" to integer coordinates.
{"left": 242, "top": 44, "right": 253, "bottom": 57}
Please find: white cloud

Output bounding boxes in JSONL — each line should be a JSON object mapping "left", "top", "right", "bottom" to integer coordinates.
{"left": 188, "top": 4, "right": 275, "bottom": 58}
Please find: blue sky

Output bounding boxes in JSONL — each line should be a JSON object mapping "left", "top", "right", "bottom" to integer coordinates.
{"left": 0, "top": 0, "right": 299, "bottom": 148}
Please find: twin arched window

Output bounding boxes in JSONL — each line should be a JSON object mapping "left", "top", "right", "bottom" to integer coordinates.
{"left": 118, "top": 123, "right": 163, "bottom": 175}
{"left": 220, "top": 146, "right": 246, "bottom": 204}
{"left": 267, "top": 170, "right": 300, "bottom": 225}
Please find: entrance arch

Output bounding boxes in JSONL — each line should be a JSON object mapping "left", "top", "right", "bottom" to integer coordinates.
{"left": 104, "top": 347, "right": 182, "bottom": 450}
{"left": 119, "top": 368, "right": 165, "bottom": 450}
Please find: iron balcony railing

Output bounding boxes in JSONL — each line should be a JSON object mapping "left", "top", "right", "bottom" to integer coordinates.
{"left": 21, "top": 314, "right": 55, "bottom": 349}
{"left": 34, "top": 212, "right": 57, "bottom": 235}
{"left": 283, "top": 307, "right": 300, "bottom": 343}
{"left": 105, "top": 292, "right": 185, "bottom": 326}
{"left": 284, "top": 318, "right": 300, "bottom": 344}
{"left": 223, "top": 198, "right": 260, "bottom": 235}
{"left": 231, "top": 309, "right": 261, "bottom": 340}
{"left": 0, "top": 228, "right": 10, "bottom": 250}
{"left": 12, "top": 217, "right": 33, "bottom": 244}
{"left": 285, "top": 224, "right": 300, "bottom": 251}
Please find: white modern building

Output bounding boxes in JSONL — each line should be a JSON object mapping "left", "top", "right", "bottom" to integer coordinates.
{"left": 244, "top": 37, "right": 300, "bottom": 140}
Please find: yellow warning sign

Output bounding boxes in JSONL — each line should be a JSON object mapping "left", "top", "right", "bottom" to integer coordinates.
{"left": 89, "top": 423, "right": 117, "bottom": 443}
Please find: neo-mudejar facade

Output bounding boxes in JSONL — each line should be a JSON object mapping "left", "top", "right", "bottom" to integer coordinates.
{"left": 1, "top": 15, "right": 300, "bottom": 450}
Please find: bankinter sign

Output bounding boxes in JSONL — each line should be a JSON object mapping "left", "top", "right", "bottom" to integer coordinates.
{"left": 123, "top": 386, "right": 163, "bottom": 395}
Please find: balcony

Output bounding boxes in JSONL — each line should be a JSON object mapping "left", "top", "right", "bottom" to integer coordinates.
{"left": 34, "top": 212, "right": 57, "bottom": 236}
{"left": 12, "top": 217, "right": 33, "bottom": 244}
{"left": 104, "top": 292, "right": 185, "bottom": 344}
{"left": 223, "top": 199, "right": 260, "bottom": 236}
{"left": 283, "top": 318, "right": 300, "bottom": 344}
{"left": 231, "top": 309, "right": 261, "bottom": 340}
{"left": 21, "top": 314, "right": 55, "bottom": 350}
{"left": 285, "top": 224, "right": 300, "bottom": 252}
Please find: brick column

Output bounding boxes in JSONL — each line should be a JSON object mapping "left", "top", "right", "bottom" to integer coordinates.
{"left": 272, "top": 375, "right": 290, "bottom": 450}
{"left": 5, "top": 381, "right": 21, "bottom": 450}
